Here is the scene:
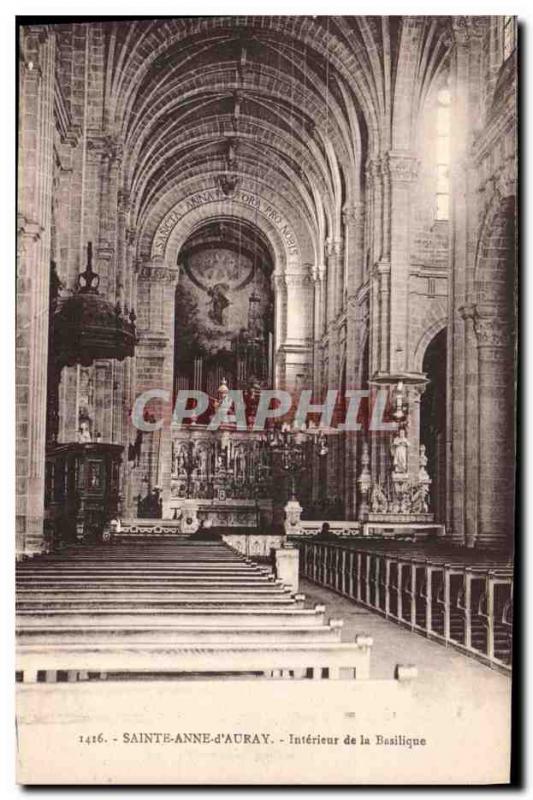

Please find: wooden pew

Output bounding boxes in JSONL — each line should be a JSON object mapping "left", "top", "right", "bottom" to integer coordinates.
{"left": 16, "top": 605, "right": 328, "bottom": 629}
{"left": 297, "top": 538, "right": 512, "bottom": 672}
{"left": 17, "top": 540, "right": 376, "bottom": 683}
{"left": 17, "top": 636, "right": 373, "bottom": 682}
{"left": 17, "top": 619, "right": 345, "bottom": 646}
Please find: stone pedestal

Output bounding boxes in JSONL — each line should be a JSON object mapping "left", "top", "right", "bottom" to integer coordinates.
{"left": 283, "top": 497, "right": 303, "bottom": 536}
{"left": 275, "top": 545, "right": 299, "bottom": 594}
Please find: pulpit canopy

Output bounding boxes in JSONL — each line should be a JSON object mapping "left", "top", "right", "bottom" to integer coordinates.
{"left": 52, "top": 243, "right": 137, "bottom": 367}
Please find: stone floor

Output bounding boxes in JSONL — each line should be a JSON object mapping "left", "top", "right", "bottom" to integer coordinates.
{"left": 300, "top": 577, "right": 511, "bottom": 704}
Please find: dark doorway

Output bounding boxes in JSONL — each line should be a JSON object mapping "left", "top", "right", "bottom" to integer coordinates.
{"left": 421, "top": 328, "right": 447, "bottom": 522}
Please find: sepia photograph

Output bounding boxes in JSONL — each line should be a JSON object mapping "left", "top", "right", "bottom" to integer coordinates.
{"left": 13, "top": 11, "right": 518, "bottom": 786}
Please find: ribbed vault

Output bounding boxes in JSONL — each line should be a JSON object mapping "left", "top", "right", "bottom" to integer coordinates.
{"left": 100, "top": 16, "right": 451, "bottom": 269}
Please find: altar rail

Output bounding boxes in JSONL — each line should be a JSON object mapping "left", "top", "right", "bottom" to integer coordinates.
{"left": 299, "top": 521, "right": 361, "bottom": 537}
{"left": 297, "top": 540, "right": 513, "bottom": 673}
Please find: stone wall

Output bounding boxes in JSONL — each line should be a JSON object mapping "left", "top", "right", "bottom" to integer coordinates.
{"left": 16, "top": 18, "right": 517, "bottom": 553}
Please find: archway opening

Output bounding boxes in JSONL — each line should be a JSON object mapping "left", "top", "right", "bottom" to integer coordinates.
{"left": 173, "top": 218, "right": 275, "bottom": 410}
{"left": 420, "top": 327, "right": 447, "bottom": 522}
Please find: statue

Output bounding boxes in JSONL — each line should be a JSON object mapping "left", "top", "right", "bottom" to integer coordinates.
{"left": 410, "top": 483, "right": 429, "bottom": 514}
{"left": 391, "top": 427, "right": 409, "bottom": 474}
{"left": 78, "top": 420, "right": 92, "bottom": 443}
{"left": 177, "top": 446, "right": 187, "bottom": 476}
{"left": 235, "top": 446, "right": 245, "bottom": 478}
{"left": 197, "top": 446, "right": 208, "bottom": 476}
{"left": 208, "top": 282, "right": 230, "bottom": 326}
{"left": 419, "top": 444, "right": 430, "bottom": 482}
{"left": 370, "top": 483, "right": 388, "bottom": 513}
{"left": 392, "top": 381, "right": 407, "bottom": 423}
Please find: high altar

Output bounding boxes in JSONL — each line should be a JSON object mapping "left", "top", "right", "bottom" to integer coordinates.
{"left": 167, "top": 423, "right": 274, "bottom": 530}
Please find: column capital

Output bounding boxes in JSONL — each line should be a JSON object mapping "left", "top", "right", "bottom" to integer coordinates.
{"left": 86, "top": 134, "right": 123, "bottom": 164}
{"left": 325, "top": 238, "right": 344, "bottom": 259}
{"left": 473, "top": 306, "right": 514, "bottom": 349}
{"left": 17, "top": 214, "right": 44, "bottom": 242}
{"left": 458, "top": 303, "right": 476, "bottom": 321}
{"left": 365, "top": 158, "right": 381, "bottom": 180}
{"left": 385, "top": 152, "right": 419, "bottom": 183}
{"left": 309, "top": 263, "right": 325, "bottom": 283}
{"left": 342, "top": 202, "right": 365, "bottom": 227}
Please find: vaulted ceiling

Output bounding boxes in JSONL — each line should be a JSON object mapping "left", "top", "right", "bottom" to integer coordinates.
{"left": 99, "top": 17, "right": 450, "bottom": 256}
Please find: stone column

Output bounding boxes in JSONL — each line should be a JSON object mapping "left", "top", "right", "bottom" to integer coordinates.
{"left": 377, "top": 261, "right": 391, "bottom": 374}
{"left": 405, "top": 382, "right": 427, "bottom": 484}
{"left": 367, "top": 160, "right": 382, "bottom": 266}
{"left": 341, "top": 203, "right": 366, "bottom": 517}
{"left": 316, "top": 264, "right": 327, "bottom": 341}
{"left": 325, "top": 238, "right": 344, "bottom": 325}
{"left": 17, "top": 27, "right": 56, "bottom": 557}
{"left": 323, "top": 239, "right": 344, "bottom": 500}
{"left": 343, "top": 202, "right": 365, "bottom": 297}
{"left": 447, "top": 26, "right": 470, "bottom": 543}
{"left": 447, "top": 18, "right": 486, "bottom": 543}
{"left": 459, "top": 304, "right": 479, "bottom": 546}
{"left": 473, "top": 307, "right": 515, "bottom": 549}
{"left": 310, "top": 264, "right": 322, "bottom": 398}
{"left": 134, "top": 263, "right": 179, "bottom": 517}
{"left": 343, "top": 297, "right": 359, "bottom": 519}
{"left": 273, "top": 272, "right": 287, "bottom": 388}
{"left": 386, "top": 151, "right": 419, "bottom": 375}
{"left": 281, "top": 272, "right": 313, "bottom": 394}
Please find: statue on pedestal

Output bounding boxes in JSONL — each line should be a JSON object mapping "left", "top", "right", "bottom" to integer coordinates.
{"left": 391, "top": 427, "right": 409, "bottom": 475}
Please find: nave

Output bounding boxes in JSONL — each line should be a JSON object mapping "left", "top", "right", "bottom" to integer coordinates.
{"left": 15, "top": 16, "right": 517, "bottom": 785}
{"left": 15, "top": 537, "right": 511, "bottom": 785}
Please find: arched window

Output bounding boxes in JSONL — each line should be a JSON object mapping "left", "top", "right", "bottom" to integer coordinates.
{"left": 435, "top": 88, "right": 450, "bottom": 221}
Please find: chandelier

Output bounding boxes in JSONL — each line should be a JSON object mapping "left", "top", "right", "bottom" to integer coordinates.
{"left": 266, "top": 422, "right": 329, "bottom": 500}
